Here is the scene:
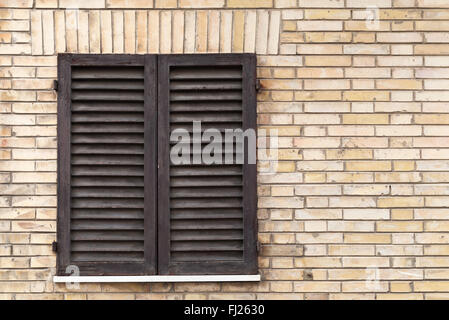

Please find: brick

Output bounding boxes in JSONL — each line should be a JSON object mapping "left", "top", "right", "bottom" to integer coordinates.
{"left": 343, "top": 114, "right": 389, "bottom": 125}
{"left": 268, "top": 11, "right": 280, "bottom": 54}
{"left": 344, "top": 44, "right": 389, "bottom": 55}
{"left": 60, "top": 0, "right": 105, "bottom": 8}
{"left": 378, "top": 197, "right": 424, "bottom": 208}
{"left": 77, "top": 11, "right": 89, "bottom": 53}
{"left": 1, "top": 1, "right": 31, "bottom": 8}
{"left": 342, "top": 137, "right": 388, "bottom": 148}
{"left": 227, "top": 0, "right": 272, "bottom": 7}
{"left": 344, "top": 209, "right": 389, "bottom": 220}
{"left": 377, "top": 79, "right": 422, "bottom": 90}
{"left": 345, "top": 68, "right": 390, "bottom": 78}
{"left": 305, "top": 9, "right": 349, "bottom": 19}
{"left": 218, "top": 12, "right": 229, "bottom": 52}
{"left": 294, "top": 282, "right": 340, "bottom": 293}
{"left": 36, "top": 0, "right": 57, "bottom": 7}
{"left": 112, "top": 11, "right": 124, "bottom": 53}
{"left": 378, "top": 56, "right": 423, "bottom": 66}
{"left": 343, "top": 184, "right": 389, "bottom": 196}
{"left": 305, "top": 56, "right": 351, "bottom": 66}
{"left": 378, "top": 32, "right": 422, "bottom": 43}
{"left": 196, "top": 10, "right": 208, "bottom": 53}
{"left": 344, "top": 234, "right": 391, "bottom": 244}
{"left": 326, "top": 149, "right": 373, "bottom": 160}
{"left": 376, "top": 125, "right": 422, "bottom": 136}
{"left": 124, "top": 11, "right": 136, "bottom": 54}
{"left": 304, "top": 79, "right": 348, "bottom": 89}
{"left": 328, "top": 125, "right": 374, "bottom": 136}
{"left": 297, "top": 21, "right": 342, "bottom": 31}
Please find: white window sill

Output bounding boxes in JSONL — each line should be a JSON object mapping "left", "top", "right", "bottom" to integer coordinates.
{"left": 53, "top": 274, "right": 261, "bottom": 283}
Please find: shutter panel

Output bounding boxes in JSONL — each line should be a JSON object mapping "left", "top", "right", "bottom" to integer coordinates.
{"left": 158, "top": 54, "right": 258, "bottom": 275}
{"left": 57, "top": 55, "right": 157, "bottom": 275}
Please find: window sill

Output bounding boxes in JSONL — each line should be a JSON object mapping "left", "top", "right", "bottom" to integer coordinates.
{"left": 53, "top": 274, "right": 261, "bottom": 283}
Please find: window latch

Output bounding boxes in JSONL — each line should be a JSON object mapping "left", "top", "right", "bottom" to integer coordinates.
{"left": 52, "top": 241, "right": 57, "bottom": 252}
{"left": 53, "top": 80, "right": 58, "bottom": 91}
{"left": 255, "top": 80, "right": 261, "bottom": 92}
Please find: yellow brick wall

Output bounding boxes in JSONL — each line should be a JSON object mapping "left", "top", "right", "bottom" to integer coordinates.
{"left": 2, "top": 0, "right": 449, "bottom": 300}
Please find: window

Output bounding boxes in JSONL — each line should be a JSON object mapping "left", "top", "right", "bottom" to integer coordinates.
{"left": 57, "top": 54, "right": 257, "bottom": 276}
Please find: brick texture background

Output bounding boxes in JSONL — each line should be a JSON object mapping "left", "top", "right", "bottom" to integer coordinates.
{"left": 2, "top": 0, "right": 449, "bottom": 299}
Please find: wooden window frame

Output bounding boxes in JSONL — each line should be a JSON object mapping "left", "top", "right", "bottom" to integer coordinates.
{"left": 57, "top": 53, "right": 257, "bottom": 276}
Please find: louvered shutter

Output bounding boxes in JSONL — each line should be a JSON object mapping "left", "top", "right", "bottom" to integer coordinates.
{"left": 157, "top": 54, "right": 258, "bottom": 275}
{"left": 57, "top": 54, "right": 157, "bottom": 275}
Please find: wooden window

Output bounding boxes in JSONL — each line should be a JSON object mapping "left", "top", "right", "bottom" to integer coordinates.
{"left": 57, "top": 54, "right": 257, "bottom": 276}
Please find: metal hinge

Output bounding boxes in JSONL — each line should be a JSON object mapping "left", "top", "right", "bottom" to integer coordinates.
{"left": 53, "top": 80, "right": 58, "bottom": 91}
{"left": 256, "top": 79, "right": 261, "bottom": 92}
{"left": 52, "top": 241, "right": 57, "bottom": 252}
{"left": 256, "top": 240, "right": 261, "bottom": 253}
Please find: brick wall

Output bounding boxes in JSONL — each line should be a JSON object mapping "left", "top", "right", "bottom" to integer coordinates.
{"left": 1, "top": 0, "right": 449, "bottom": 300}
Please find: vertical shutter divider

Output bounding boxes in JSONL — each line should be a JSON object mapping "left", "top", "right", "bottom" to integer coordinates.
{"left": 57, "top": 54, "right": 72, "bottom": 275}
{"left": 242, "top": 54, "right": 258, "bottom": 274}
{"left": 144, "top": 55, "right": 158, "bottom": 274}
{"left": 157, "top": 55, "right": 171, "bottom": 275}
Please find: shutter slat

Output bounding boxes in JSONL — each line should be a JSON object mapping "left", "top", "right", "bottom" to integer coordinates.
{"left": 170, "top": 187, "right": 242, "bottom": 198}
{"left": 72, "top": 67, "right": 144, "bottom": 79}
{"left": 170, "top": 165, "right": 242, "bottom": 176}
{"left": 72, "top": 102, "right": 144, "bottom": 112}
{"left": 71, "top": 144, "right": 144, "bottom": 155}
{"left": 170, "top": 177, "right": 242, "bottom": 187}
{"left": 71, "top": 230, "right": 144, "bottom": 241}
{"left": 72, "top": 241, "right": 144, "bottom": 252}
{"left": 72, "top": 187, "right": 144, "bottom": 198}
{"left": 72, "top": 133, "right": 143, "bottom": 144}
{"left": 72, "top": 208, "right": 144, "bottom": 219}
{"left": 170, "top": 80, "right": 242, "bottom": 90}
{"left": 170, "top": 123, "right": 243, "bottom": 132}
{"left": 171, "top": 219, "right": 243, "bottom": 230}
{"left": 72, "top": 252, "right": 144, "bottom": 262}
{"left": 171, "top": 241, "right": 243, "bottom": 252}
{"left": 71, "top": 219, "right": 144, "bottom": 230}
{"left": 72, "top": 79, "right": 144, "bottom": 90}
{"left": 72, "top": 177, "right": 144, "bottom": 187}
{"left": 71, "top": 198, "right": 144, "bottom": 209}
{"left": 72, "top": 113, "right": 144, "bottom": 123}
{"left": 72, "top": 90, "right": 144, "bottom": 101}
{"left": 170, "top": 90, "right": 242, "bottom": 101}
{"left": 170, "top": 198, "right": 242, "bottom": 208}
{"left": 72, "top": 166, "right": 143, "bottom": 176}
{"left": 72, "top": 124, "right": 144, "bottom": 133}
{"left": 72, "top": 155, "right": 143, "bottom": 165}
{"left": 170, "top": 112, "right": 242, "bottom": 123}
{"left": 171, "top": 208, "right": 243, "bottom": 219}
{"left": 171, "top": 230, "right": 243, "bottom": 241}
{"left": 170, "top": 102, "right": 241, "bottom": 112}
{"left": 171, "top": 252, "right": 243, "bottom": 262}
{"left": 169, "top": 67, "right": 242, "bottom": 80}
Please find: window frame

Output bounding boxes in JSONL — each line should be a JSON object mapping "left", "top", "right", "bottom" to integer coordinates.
{"left": 57, "top": 53, "right": 257, "bottom": 276}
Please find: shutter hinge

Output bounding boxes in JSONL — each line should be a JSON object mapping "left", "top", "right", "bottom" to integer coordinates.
{"left": 256, "top": 240, "right": 261, "bottom": 253}
{"left": 256, "top": 79, "right": 261, "bottom": 92}
{"left": 52, "top": 241, "right": 57, "bottom": 252}
{"left": 53, "top": 80, "right": 58, "bottom": 91}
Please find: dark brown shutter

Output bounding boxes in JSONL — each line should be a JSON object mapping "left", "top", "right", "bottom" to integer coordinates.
{"left": 158, "top": 54, "right": 258, "bottom": 275}
{"left": 57, "top": 54, "right": 157, "bottom": 275}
